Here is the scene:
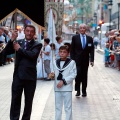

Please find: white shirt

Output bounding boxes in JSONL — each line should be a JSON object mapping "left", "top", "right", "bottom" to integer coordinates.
{"left": 43, "top": 45, "right": 51, "bottom": 60}
{"left": 54, "top": 60, "right": 77, "bottom": 91}
{"left": 93, "top": 37, "right": 99, "bottom": 42}
{"left": 0, "top": 35, "right": 5, "bottom": 43}
{"left": 80, "top": 34, "right": 86, "bottom": 48}
{"left": 101, "top": 37, "right": 108, "bottom": 45}
{"left": 55, "top": 42, "right": 64, "bottom": 58}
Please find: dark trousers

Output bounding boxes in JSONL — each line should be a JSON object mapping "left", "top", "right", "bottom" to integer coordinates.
{"left": 10, "top": 75, "right": 36, "bottom": 120}
{"left": 75, "top": 65, "right": 88, "bottom": 94}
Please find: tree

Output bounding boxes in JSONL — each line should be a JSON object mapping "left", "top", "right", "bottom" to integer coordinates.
{"left": 77, "top": 0, "right": 92, "bottom": 23}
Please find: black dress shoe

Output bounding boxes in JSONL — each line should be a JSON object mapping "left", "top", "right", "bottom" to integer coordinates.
{"left": 82, "top": 93, "right": 87, "bottom": 97}
{"left": 0, "top": 64, "right": 3, "bottom": 66}
{"left": 75, "top": 92, "right": 80, "bottom": 96}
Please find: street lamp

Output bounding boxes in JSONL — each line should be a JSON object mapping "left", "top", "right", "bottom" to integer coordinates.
{"left": 98, "top": 20, "right": 104, "bottom": 49}
{"left": 108, "top": 0, "right": 113, "bottom": 31}
{"left": 117, "top": 1, "right": 120, "bottom": 29}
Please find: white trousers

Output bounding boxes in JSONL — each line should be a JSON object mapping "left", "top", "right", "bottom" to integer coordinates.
{"left": 55, "top": 91, "right": 72, "bottom": 120}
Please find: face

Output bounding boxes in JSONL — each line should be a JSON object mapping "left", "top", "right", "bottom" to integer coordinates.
{"left": 79, "top": 25, "right": 86, "bottom": 35}
{"left": 0, "top": 29, "right": 3, "bottom": 35}
{"left": 44, "top": 41, "right": 47, "bottom": 46}
{"left": 105, "top": 33, "right": 109, "bottom": 37}
{"left": 58, "top": 38, "right": 62, "bottom": 43}
{"left": 59, "top": 49, "right": 69, "bottom": 60}
{"left": 24, "top": 27, "right": 35, "bottom": 40}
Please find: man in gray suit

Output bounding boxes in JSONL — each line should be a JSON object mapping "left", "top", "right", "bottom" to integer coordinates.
{"left": 4, "top": 25, "right": 42, "bottom": 120}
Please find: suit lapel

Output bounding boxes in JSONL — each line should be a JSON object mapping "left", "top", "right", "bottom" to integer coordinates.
{"left": 77, "top": 34, "right": 82, "bottom": 49}
{"left": 18, "top": 39, "right": 25, "bottom": 48}
{"left": 84, "top": 35, "right": 88, "bottom": 49}
{"left": 27, "top": 39, "right": 35, "bottom": 50}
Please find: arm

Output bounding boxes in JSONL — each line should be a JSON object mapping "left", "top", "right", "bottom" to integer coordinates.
{"left": 70, "top": 36, "right": 75, "bottom": 60}
{"left": 89, "top": 37, "right": 94, "bottom": 63}
{"left": 62, "top": 61, "right": 77, "bottom": 85}
{"left": 3, "top": 40, "right": 15, "bottom": 55}
{"left": 3, "top": 30, "right": 18, "bottom": 55}
{"left": 17, "top": 43, "right": 42, "bottom": 60}
{"left": 42, "top": 46, "right": 50, "bottom": 55}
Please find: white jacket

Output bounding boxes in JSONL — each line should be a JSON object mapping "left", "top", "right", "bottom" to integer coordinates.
{"left": 53, "top": 59, "right": 77, "bottom": 91}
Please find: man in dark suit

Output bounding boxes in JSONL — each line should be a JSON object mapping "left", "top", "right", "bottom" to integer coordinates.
{"left": 70, "top": 24, "right": 94, "bottom": 97}
{"left": 4, "top": 25, "right": 42, "bottom": 120}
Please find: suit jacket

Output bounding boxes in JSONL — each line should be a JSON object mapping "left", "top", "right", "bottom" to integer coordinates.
{"left": 4, "top": 39, "right": 42, "bottom": 81}
{"left": 54, "top": 59, "right": 77, "bottom": 91}
{"left": 70, "top": 34, "right": 94, "bottom": 66}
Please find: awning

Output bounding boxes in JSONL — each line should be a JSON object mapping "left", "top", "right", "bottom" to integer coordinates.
{"left": 0, "top": 1, "right": 45, "bottom": 30}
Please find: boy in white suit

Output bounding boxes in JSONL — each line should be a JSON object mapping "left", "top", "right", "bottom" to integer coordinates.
{"left": 54, "top": 45, "right": 77, "bottom": 120}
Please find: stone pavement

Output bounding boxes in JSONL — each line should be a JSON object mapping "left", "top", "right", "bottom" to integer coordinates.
{"left": 0, "top": 51, "right": 120, "bottom": 120}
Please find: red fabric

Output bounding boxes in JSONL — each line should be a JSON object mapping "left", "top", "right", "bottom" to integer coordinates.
{"left": 110, "top": 54, "right": 114, "bottom": 61}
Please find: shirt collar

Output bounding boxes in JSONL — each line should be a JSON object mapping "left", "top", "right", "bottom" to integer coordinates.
{"left": 80, "top": 34, "right": 86, "bottom": 37}
{"left": 25, "top": 39, "right": 31, "bottom": 42}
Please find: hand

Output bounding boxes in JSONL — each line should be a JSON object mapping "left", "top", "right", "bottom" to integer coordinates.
{"left": 13, "top": 42, "right": 20, "bottom": 51}
{"left": 0, "top": 43, "right": 4, "bottom": 47}
{"left": 90, "top": 62, "right": 94, "bottom": 67}
{"left": 11, "top": 30, "right": 18, "bottom": 41}
{"left": 57, "top": 80, "right": 63, "bottom": 88}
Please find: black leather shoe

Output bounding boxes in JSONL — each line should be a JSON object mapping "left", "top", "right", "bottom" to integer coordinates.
{"left": 0, "top": 64, "right": 3, "bottom": 66}
{"left": 82, "top": 93, "right": 87, "bottom": 97}
{"left": 75, "top": 91, "right": 80, "bottom": 96}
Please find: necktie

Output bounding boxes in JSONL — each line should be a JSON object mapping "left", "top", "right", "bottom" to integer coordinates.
{"left": 82, "top": 35, "right": 86, "bottom": 49}
{"left": 24, "top": 41, "right": 29, "bottom": 49}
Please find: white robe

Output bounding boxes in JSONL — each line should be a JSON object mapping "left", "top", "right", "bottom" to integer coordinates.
{"left": 37, "top": 56, "right": 47, "bottom": 79}
{"left": 54, "top": 59, "right": 77, "bottom": 91}
{"left": 53, "top": 59, "right": 77, "bottom": 120}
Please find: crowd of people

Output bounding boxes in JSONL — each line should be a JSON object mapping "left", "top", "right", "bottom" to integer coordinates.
{"left": 0, "top": 26, "right": 25, "bottom": 66}
{"left": 93, "top": 29, "right": 120, "bottom": 71}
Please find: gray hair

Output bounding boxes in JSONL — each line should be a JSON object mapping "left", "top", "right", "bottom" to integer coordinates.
{"left": 79, "top": 24, "right": 87, "bottom": 29}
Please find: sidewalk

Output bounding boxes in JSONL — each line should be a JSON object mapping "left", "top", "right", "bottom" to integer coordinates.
{"left": 96, "top": 45, "right": 104, "bottom": 55}
{"left": 0, "top": 51, "right": 120, "bottom": 120}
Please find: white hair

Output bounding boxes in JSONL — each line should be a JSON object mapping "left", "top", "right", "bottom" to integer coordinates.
{"left": 79, "top": 24, "right": 87, "bottom": 29}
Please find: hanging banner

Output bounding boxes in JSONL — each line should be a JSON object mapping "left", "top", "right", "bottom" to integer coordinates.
{"left": 45, "top": 1, "right": 64, "bottom": 35}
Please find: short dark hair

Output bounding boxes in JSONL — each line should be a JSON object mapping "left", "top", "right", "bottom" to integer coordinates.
{"left": 44, "top": 38, "right": 50, "bottom": 44}
{"left": 24, "top": 25, "right": 36, "bottom": 33}
{"left": 76, "top": 31, "right": 79, "bottom": 34}
{"left": 59, "top": 45, "right": 70, "bottom": 53}
{"left": 64, "top": 43, "right": 71, "bottom": 51}
{"left": 50, "top": 43, "right": 55, "bottom": 50}
{"left": 56, "top": 36, "right": 61, "bottom": 42}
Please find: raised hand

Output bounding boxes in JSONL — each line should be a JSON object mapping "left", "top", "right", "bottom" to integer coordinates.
{"left": 11, "top": 30, "right": 18, "bottom": 42}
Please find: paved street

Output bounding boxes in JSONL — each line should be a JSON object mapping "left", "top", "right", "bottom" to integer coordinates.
{"left": 0, "top": 50, "right": 120, "bottom": 120}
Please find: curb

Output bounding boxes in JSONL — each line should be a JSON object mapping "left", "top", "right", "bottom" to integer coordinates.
{"left": 96, "top": 49, "right": 104, "bottom": 55}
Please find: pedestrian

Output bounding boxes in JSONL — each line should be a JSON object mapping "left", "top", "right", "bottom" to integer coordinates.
{"left": 50, "top": 43, "right": 56, "bottom": 72}
{"left": 3, "top": 25, "right": 42, "bottom": 120}
{"left": 70, "top": 23, "right": 94, "bottom": 97}
{"left": 0, "top": 27, "right": 5, "bottom": 66}
{"left": 41, "top": 38, "right": 51, "bottom": 81}
{"left": 54, "top": 45, "right": 77, "bottom": 120}
{"left": 55, "top": 36, "right": 64, "bottom": 59}
{"left": 104, "top": 43, "right": 110, "bottom": 67}
{"left": 93, "top": 35, "right": 99, "bottom": 49}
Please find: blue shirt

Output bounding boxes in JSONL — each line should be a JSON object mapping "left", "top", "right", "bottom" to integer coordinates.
{"left": 104, "top": 48, "right": 110, "bottom": 56}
